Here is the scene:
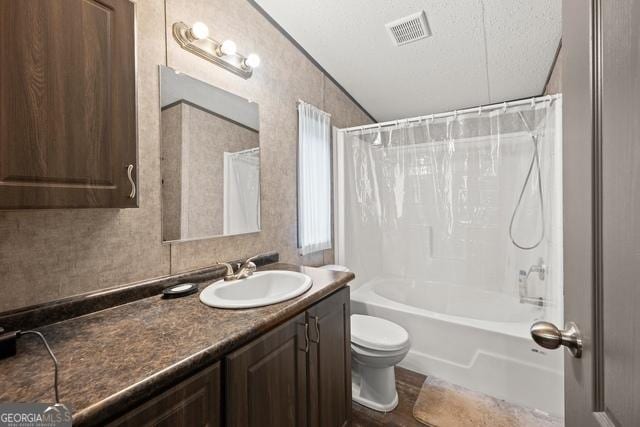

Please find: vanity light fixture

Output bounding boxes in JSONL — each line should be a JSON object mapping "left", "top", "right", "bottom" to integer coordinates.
{"left": 173, "top": 21, "right": 260, "bottom": 79}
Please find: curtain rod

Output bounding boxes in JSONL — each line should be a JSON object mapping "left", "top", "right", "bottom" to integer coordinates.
{"left": 339, "top": 93, "right": 562, "bottom": 134}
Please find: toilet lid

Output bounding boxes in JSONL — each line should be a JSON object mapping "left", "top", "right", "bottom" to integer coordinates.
{"left": 351, "top": 314, "right": 409, "bottom": 351}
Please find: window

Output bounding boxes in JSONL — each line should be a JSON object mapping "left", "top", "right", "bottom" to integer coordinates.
{"left": 297, "top": 101, "right": 332, "bottom": 255}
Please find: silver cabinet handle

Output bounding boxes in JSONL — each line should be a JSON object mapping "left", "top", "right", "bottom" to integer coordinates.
{"left": 126, "top": 164, "right": 136, "bottom": 199}
{"left": 530, "top": 321, "right": 583, "bottom": 358}
{"left": 311, "top": 316, "right": 320, "bottom": 344}
{"left": 304, "top": 323, "right": 310, "bottom": 352}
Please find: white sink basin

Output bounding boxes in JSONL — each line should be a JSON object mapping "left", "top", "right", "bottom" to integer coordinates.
{"left": 199, "top": 270, "right": 313, "bottom": 309}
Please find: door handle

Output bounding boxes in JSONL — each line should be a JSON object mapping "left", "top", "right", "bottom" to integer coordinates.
{"left": 530, "top": 321, "right": 583, "bottom": 358}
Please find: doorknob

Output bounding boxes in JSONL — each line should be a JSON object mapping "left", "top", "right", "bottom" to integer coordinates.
{"left": 530, "top": 321, "right": 583, "bottom": 358}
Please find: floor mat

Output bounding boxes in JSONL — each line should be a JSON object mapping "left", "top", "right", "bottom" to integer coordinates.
{"left": 412, "top": 377, "right": 563, "bottom": 427}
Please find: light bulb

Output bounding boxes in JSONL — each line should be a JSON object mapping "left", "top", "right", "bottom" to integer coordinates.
{"left": 244, "top": 53, "right": 260, "bottom": 69}
{"left": 219, "top": 40, "right": 237, "bottom": 56}
{"left": 189, "top": 22, "right": 209, "bottom": 40}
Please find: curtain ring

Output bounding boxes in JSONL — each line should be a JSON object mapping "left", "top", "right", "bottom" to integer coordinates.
{"left": 429, "top": 114, "right": 435, "bottom": 122}
{"left": 453, "top": 110, "right": 458, "bottom": 119}
{"left": 478, "top": 105, "right": 482, "bottom": 115}
{"left": 531, "top": 97, "right": 536, "bottom": 108}
{"left": 502, "top": 102, "right": 507, "bottom": 113}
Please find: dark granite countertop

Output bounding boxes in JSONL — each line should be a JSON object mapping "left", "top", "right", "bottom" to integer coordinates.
{"left": 0, "top": 263, "right": 354, "bottom": 426}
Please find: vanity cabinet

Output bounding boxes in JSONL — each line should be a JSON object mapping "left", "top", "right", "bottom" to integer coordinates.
{"left": 226, "top": 287, "right": 351, "bottom": 427}
{"left": 108, "top": 363, "right": 222, "bottom": 427}
{"left": 107, "top": 287, "right": 350, "bottom": 427}
{"left": 0, "top": 0, "right": 137, "bottom": 209}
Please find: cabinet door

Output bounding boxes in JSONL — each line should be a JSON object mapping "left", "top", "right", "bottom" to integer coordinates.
{"left": 307, "top": 287, "right": 351, "bottom": 427}
{"left": 0, "top": 0, "right": 137, "bottom": 209}
{"left": 107, "top": 363, "right": 221, "bottom": 427}
{"left": 226, "top": 313, "right": 308, "bottom": 427}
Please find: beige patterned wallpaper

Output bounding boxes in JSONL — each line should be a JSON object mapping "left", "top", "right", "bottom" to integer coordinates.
{"left": 0, "top": 0, "right": 373, "bottom": 312}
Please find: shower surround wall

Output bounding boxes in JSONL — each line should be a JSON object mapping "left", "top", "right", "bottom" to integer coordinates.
{"left": 338, "top": 98, "right": 564, "bottom": 415}
{"left": 339, "top": 101, "right": 562, "bottom": 310}
{"left": 0, "top": 0, "right": 372, "bottom": 312}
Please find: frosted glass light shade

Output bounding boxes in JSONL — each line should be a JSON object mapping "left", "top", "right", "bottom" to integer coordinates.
{"left": 245, "top": 53, "right": 260, "bottom": 68}
{"left": 190, "top": 22, "right": 209, "bottom": 40}
{"left": 219, "top": 40, "right": 237, "bottom": 56}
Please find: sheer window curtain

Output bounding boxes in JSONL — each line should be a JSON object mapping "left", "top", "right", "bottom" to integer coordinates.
{"left": 297, "top": 101, "right": 332, "bottom": 255}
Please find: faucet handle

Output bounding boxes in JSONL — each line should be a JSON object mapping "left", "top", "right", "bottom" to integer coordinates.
{"left": 240, "top": 253, "right": 264, "bottom": 270}
{"left": 245, "top": 253, "right": 262, "bottom": 264}
{"left": 215, "top": 262, "right": 236, "bottom": 279}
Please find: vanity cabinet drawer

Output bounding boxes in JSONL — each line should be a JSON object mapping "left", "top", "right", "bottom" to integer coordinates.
{"left": 107, "top": 363, "right": 222, "bottom": 427}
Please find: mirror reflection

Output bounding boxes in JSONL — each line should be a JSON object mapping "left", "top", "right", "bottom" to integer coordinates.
{"left": 160, "top": 65, "right": 260, "bottom": 242}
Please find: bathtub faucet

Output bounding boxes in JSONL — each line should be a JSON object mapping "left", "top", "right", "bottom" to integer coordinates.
{"left": 518, "top": 258, "right": 546, "bottom": 307}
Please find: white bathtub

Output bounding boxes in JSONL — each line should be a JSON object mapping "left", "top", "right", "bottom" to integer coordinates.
{"left": 350, "top": 277, "right": 564, "bottom": 417}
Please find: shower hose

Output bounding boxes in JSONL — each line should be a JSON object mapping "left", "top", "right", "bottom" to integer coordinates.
{"left": 508, "top": 112, "right": 545, "bottom": 250}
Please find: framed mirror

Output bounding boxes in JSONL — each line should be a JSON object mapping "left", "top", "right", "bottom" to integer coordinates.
{"left": 159, "top": 65, "right": 260, "bottom": 242}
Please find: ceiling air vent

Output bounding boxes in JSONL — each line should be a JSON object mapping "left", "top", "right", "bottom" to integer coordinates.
{"left": 385, "top": 11, "right": 432, "bottom": 46}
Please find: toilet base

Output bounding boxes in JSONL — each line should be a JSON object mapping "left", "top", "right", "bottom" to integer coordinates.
{"left": 352, "top": 380, "right": 399, "bottom": 412}
{"left": 351, "top": 367, "right": 399, "bottom": 412}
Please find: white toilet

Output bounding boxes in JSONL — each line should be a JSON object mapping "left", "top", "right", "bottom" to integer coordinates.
{"left": 319, "top": 264, "right": 410, "bottom": 412}
{"left": 350, "top": 314, "right": 410, "bottom": 412}
{"left": 318, "top": 264, "right": 351, "bottom": 273}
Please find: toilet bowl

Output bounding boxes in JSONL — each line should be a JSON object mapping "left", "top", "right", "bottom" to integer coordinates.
{"left": 350, "top": 314, "right": 410, "bottom": 412}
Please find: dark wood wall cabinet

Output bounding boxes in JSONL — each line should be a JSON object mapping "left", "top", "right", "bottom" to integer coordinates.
{"left": 0, "top": 0, "right": 138, "bottom": 209}
{"left": 108, "top": 288, "right": 351, "bottom": 427}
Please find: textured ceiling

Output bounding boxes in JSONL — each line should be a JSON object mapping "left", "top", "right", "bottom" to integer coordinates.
{"left": 254, "top": 0, "right": 561, "bottom": 122}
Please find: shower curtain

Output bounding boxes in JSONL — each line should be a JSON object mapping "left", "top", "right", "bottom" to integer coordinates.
{"left": 223, "top": 148, "right": 260, "bottom": 234}
{"left": 336, "top": 97, "right": 563, "bottom": 318}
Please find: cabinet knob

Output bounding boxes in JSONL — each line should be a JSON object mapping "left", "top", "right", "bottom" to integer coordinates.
{"left": 126, "top": 164, "right": 136, "bottom": 199}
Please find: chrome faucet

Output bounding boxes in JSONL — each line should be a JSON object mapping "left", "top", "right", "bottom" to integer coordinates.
{"left": 518, "top": 258, "right": 546, "bottom": 306}
{"left": 215, "top": 254, "right": 260, "bottom": 281}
